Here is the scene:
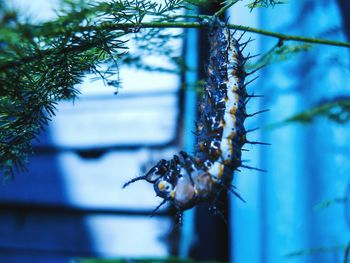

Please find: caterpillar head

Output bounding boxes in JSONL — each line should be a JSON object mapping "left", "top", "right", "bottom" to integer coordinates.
{"left": 153, "top": 166, "right": 196, "bottom": 211}
{"left": 124, "top": 152, "right": 211, "bottom": 211}
{"left": 154, "top": 178, "right": 175, "bottom": 200}
{"left": 153, "top": 162, "right": 213, "bottom": 211}
{"left": 152, "top": 156, "right": 186, "bottom": 202}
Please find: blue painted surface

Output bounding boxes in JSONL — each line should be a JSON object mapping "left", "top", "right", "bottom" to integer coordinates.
{"left": 231, "top": 1, "right": 350, "bottom": 262}
{"left": 179, "top": 18, "right": 198, "bottom": 258}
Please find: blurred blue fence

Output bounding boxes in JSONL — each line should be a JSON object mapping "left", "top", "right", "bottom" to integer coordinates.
{"left": 230, "top": 1, "right": 350, "bottom": 262}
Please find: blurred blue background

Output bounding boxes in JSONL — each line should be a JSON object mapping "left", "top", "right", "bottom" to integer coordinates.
{"left": 0, "top": 0, "right": 349, "bottom": 262}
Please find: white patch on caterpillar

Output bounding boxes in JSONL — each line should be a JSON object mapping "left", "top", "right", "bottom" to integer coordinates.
{"left": 215, "top": 28, "right": 240, "bottom": 167}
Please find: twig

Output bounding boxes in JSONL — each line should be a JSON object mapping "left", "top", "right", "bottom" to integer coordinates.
{"left": 214, "top": 0, "right": 239, "bottom": 18}
{"left": 2, "top": 21, "right": 350, "bottom": 72}
{"left": 94, "top": 21, "right": 350, "bottom": 48}
{"left": 31, "top": 18, "right": 350, "bottom": 49}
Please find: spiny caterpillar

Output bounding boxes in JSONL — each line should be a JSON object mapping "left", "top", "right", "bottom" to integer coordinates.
{"left": 124, "top": 19, "right": 264, "bottom": 213}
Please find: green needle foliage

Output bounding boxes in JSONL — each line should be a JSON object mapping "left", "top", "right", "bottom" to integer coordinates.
{"left": 0, "top": 0, "right": 185, "bottom": 179}
{"left": 286, "top": 98, "right": 350, "bottom": 125}
{"left": 266, "top": 98, "right": 350, "bottom": 130}
{"left": 247, "top": 0, "right": 287, "bottom": 10}
{"left": 248, "top": 42, "right": 312, "bottom": 70}
{"left": 314, "top": 196, "right": 350, "bottom": 211}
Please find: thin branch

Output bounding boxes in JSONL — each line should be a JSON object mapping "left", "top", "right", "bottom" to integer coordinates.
{"left": 214, "top": 0, "right": 239, "bottom": 18}
{"left": 30, "top": 19, "right": 350, "bottom": 48}
{"left": 227, "top": 24, "right": 350, "bottom": 47}
{"left": 81, "top": 21, "right": 350, "bottom": 48}
{"left": 2, "top": 21, "right": 350, "bottom": 73}
{"left": 163, "top": 14, "right": 210, "bottom": 20}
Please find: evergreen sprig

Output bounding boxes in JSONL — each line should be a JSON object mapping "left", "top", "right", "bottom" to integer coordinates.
{"left": 267, "top": 97, "right": 350, "bottom": 129}
{"left": 0, "top": 0, "right": 185, "bottom": 179}
{"left": 247, "top": 0, "right": 286, "bottom": 10}
{"left": 248, "top": 41, "right": 312, "bottom": 70}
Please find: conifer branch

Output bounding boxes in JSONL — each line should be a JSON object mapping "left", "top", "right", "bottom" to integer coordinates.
{"left": 36, "top": 21, "right": 350, "bottom": 48}
{"left": 116, "top": 21, "right": 350, "bottom": 48}
{"left": 2, "top": 21, "right": 350, "bottom": 73}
